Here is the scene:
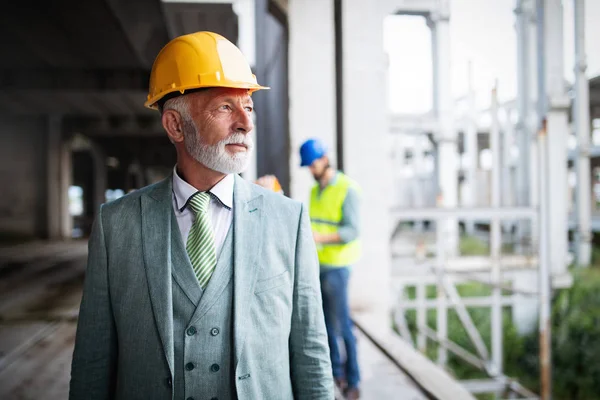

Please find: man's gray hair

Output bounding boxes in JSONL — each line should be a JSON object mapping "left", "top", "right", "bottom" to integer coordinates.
{"left": 162, "top": 95, "right": 195, "bottom": 145}
{"left": 162, "top": 95, "right": 191, "bottom": 119}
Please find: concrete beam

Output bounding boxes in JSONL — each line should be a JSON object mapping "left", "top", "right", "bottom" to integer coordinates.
{"left": 63, "top": 115, "right": 163, "bottom": 137}
{"left": 0, "top": 68, "right": 149, "bottom": 91}
{"left": 0, "top": 90, "right": 151, "bottom": 116}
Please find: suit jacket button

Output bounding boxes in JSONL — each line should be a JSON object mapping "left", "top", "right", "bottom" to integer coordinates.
{"left": 186, "top": 326, "right": 197, "bottom": 336}
{"left": 166, "top": 377, "right": 172, "bottom": 387}
{"left": 210, "top": 327, "right": 220, "bottom": 336}
{"left": 185, "top": 362, "right": 195, "bottom": 371}
{"left": 211, "top": 397, "right": 218, "bottom": 400}
{"left": 210, "top": 363, "right": 220, "bottom": 372}
{"left": 186, "top": 397, "right": 194, "bottom": 400}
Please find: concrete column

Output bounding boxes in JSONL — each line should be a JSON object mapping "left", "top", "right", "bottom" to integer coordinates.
{"left": 288, "top": 0, "right": 336, "bottom": 202}
{"left": 573, "top": 0, "right": 592, "bottom": 267}
{"left": 90, "top": 143, "right": 107, "bottom": 216}
{"left": 233, "top": 0, "right": 256, "bottom": 66}
{"left": 233, "top": 0, "right": 258, "bottom": 183}
{"left": 243, "top": 112, "right": 258, "bottom": 183}
{"left": 60, "top": 138, "right": 73, "bottom": 238}
{"left": 430, "top": 3, "right": 459, "bottom": 256}
{"left": 342, "top": 0, "right": 391, "bottom": 330}
{"left": 46, "top": 116, "right": 70, "bottom": 240}
{"left": 46, "top": 116, "right": 61, "bottom": 240}
{"left": 541, "top": 0, "right": 570, "bottom": 276}
{"left": 126, "top": 161, "right": 145, "bottom": 192}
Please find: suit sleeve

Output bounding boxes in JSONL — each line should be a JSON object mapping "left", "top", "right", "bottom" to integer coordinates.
{"left": 289, "top": 203, "right": 334, "bottom": 399}
{"left": 69, "top": 205, "right": 118, "bottom": 400}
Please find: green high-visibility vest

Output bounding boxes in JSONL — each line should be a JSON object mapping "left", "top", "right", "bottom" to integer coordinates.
{"left": 309, "top": 172, "right": 361, "bottom": 267}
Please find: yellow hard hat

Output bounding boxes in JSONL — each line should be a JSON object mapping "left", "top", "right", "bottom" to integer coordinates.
{"left": 145, "top": 31, "right": 269, "bottom": 110}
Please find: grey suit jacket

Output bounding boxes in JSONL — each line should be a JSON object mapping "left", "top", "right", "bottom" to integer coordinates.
{"left": 69, "top": 175, "right": 334, "bottom": 399}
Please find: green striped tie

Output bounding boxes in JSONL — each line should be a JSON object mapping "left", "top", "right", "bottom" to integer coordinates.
{"left": 186, "top": 192, "right": 217, "bottom": 288}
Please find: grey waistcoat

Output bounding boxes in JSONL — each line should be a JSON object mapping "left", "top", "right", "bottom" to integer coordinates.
{"left": 171, "top": 218, "right": 236, "bottom": 400}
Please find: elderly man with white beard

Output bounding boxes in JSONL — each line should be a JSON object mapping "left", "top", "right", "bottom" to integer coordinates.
{"left": 69, "top": 32, "right": 333, "bottom": 400}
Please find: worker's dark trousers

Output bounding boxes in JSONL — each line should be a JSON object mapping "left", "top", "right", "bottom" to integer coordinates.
{"left": 320, "top": 266, "right": 360, "bottom": 389}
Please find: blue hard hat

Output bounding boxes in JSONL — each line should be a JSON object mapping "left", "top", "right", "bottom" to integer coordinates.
{"left": 299, "top": 138, "right": 327, "bottom": 167}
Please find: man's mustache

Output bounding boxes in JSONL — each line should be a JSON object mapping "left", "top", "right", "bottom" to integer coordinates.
{"left": 222, "top": 133, "right": 253, "bottom": 150}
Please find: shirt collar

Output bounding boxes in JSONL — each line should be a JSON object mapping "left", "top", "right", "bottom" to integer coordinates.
{"left": 172, "top": 166, "right": 234, "bottom": 212}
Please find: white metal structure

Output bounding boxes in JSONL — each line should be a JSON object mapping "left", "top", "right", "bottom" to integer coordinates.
{"left": 388, "top": 1, "right": 594, "bottom": 398}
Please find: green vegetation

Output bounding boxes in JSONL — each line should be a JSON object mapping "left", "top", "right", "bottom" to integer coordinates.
{"left": 396, "top": 240, "right": 600, "bottom": 399}
{"left": 459, "top": 235, "right": 489, "bottom": 256}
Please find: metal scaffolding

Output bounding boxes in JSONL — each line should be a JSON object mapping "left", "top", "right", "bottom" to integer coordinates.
{"left": 389, "top": 0, "right": 593, "bottom": 398}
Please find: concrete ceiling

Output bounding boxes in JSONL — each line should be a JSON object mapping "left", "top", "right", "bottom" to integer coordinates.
{"left": 0, "top": 0, "right": 169, "bottom": 117}
{"left": 0, "top": 0, "right": 237, "bottom": 121}
{"left": 163, "top": 2, "right": 238, "bottom": 41}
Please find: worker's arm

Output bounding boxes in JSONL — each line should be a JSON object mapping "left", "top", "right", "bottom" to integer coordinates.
{"left": 313, "top": 187, "right": 360, "bottom": 244}
{"left": 69, "top": 205, "right": 117, "bottom": 400}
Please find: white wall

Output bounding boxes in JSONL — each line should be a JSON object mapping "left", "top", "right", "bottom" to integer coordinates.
{"left": 288, "top": 0, "right": 336, "bottom": 203}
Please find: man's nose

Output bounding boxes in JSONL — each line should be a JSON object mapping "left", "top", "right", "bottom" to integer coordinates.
{"left": 234, "top": 108, "right": 254, "bottom": 133}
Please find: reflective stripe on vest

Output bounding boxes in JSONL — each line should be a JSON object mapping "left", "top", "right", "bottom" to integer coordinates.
{"left": 309, "top": 173, "right": 361, "bottom": 266}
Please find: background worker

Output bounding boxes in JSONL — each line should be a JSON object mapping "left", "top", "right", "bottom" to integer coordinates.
{"left": 300, "top": 138, "right": 362, "bottom": 400}
{"left": 255, "top": 174, "right": 284, "bottom": 194}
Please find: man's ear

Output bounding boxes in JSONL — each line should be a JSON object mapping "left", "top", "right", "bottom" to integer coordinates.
{"left": 162, "top": 110, "right": 185, "bottom": 144}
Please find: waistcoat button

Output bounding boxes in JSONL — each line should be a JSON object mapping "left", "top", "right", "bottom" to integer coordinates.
{"left": 186, "top": 326, "right": 197, "bottom": 336}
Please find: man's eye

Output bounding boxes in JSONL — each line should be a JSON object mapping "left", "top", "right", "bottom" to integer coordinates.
{"left": 220, "top": 105, "right": 231, "bottom": 111}
{"left": 245, "top": 106, "right": 253, "bottom": 112}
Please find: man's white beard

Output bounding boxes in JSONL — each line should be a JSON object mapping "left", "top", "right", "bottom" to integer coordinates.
{"left": 182, "top": 117, "right": 253, "bottom": 174}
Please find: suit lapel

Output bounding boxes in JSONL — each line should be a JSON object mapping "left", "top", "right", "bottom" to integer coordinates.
{"left": 232, "top": 175, "right": 264, "bottom": 368}
{"left": 141, "top": 177, "right": 175, "bottom": 376}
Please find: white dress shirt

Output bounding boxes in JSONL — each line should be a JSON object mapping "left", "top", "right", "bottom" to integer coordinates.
{"left": 172, "top": 167, "right": 234, "bottom": 255}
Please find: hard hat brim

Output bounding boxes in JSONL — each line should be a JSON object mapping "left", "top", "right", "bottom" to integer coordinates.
{"left": 144, "top": 83, "right": 270, "bottom": 110}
